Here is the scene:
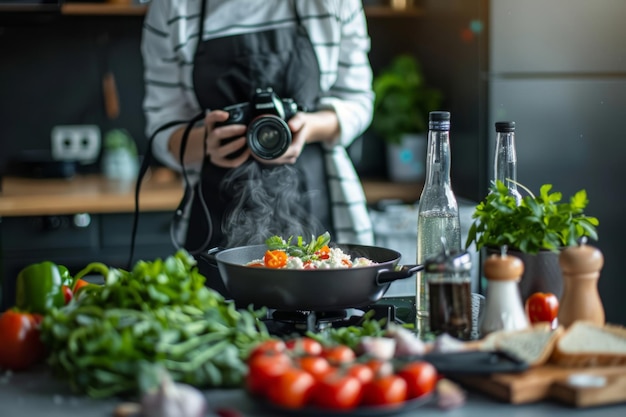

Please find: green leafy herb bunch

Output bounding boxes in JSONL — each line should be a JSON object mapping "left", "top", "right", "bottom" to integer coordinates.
{"left": 465, "top": 181, "right": 599, "bottom": 254}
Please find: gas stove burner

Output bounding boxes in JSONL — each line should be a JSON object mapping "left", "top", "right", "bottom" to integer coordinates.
{"left": 262, "top": 304, "right": 398, "bottom": 336}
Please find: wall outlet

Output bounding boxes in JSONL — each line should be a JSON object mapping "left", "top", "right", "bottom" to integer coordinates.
{"left": 51, "top": 125, "right": 101, "bottom": 163}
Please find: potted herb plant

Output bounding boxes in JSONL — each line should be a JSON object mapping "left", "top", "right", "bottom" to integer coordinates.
{"left": 371, "top": 54, "right": 443, "bottom": 182}
{"left": 465, "top": 180, "right": 599, "bottom": 300}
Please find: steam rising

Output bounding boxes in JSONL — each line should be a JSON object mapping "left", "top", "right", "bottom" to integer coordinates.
{"left": 221, "top": 161, "right": 324, "bottom": 247}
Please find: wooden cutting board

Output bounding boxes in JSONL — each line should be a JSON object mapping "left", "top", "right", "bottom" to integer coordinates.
{"left": 454, "top": 364, "right": 626, "bottom": 407}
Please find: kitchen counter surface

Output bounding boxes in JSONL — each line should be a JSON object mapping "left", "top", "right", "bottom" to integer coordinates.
{"left": 2, "top": 366, "right": 625, "bottom": 417}
{"left": 0, "top": 168, "right": 184, "bottom": 217}
{"left": 0, "top": 170, "right": 422, "bottom": 217}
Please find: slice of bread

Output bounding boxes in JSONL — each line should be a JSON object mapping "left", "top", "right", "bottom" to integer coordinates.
{"left": 550, "top": 321, "right": 626, "bottom": 367}
{"left": 480, "top": 323, "right": 562, "bottom": 367}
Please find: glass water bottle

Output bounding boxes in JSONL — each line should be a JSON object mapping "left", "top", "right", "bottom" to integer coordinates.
{"left": 416, "top": 111, "right": 462, "bottom": 337}
{"left": 494, "top": 121, "right": 522, "bottom": 205}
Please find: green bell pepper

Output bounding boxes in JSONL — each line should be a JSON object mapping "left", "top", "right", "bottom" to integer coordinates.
{"left": 15, "top": 261, "right": 66, "bottom": 315}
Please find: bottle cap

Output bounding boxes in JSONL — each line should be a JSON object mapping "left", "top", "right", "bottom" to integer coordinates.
{"left": 429, "top": 111, "right": 450, "bottom": 131}
{"left": 495, "top": 121, "right": 515, "bottom": 133}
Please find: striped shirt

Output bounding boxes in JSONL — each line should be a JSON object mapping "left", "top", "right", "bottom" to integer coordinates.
{"left": 141, "top": 0, "right": 374, "bottom": 244}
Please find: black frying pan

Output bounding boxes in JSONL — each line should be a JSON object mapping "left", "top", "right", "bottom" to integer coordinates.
{"left": 200, "top": 244, "right": 423, "bottom": 311}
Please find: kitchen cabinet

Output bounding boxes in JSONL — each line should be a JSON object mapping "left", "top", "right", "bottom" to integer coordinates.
{"left": 0, "top": 168, "right": 183, "bottom": 310}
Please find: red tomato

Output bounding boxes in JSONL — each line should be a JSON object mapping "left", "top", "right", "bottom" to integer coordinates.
{"left": 248, "top": 338, "right": 286, "bottom": 360}
{"left": 62, "top": 285, "right": 73, "bottom": 304}
{"left": 296, "top": 355, "right": 333, "bottom": 381}
{"left": 286, "top": 337, "right": 323, "bottom": 356}
{"left": 267, "top": 367, "right": 316, "bottom": 409}
{"left": 246, "top": 351, "right": 291, "bottom": 396}
{"left": 322, "top": 345, "right": 356, "bottom": 366}
{"left": 346, "top": 363, "right": 375, "bottom": 385}
{"left": 397, "top": 361, "right": 437, "bottom": 399}
{"left": 361, "top": 374, "right": 408, "bottom": 406}
{"left": 364, "top": 358, "right": 394, "bottom": 378}
{"left": 0, "top": 310, "right": 46, "bottom": 371}
{"left": 525, "top": 292, "right": 559, "bottom": 325}
{"left": 313, "top": 372, "right": 363, "bottom": 410}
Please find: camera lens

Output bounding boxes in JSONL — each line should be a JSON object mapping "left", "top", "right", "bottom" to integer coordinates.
{"left": 247, "top": 115, "right": 291, "bottom": 160}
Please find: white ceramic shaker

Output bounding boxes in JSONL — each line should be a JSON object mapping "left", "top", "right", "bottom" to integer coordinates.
{"left": 480, "top": 248, "right": 529, "bottom": 336}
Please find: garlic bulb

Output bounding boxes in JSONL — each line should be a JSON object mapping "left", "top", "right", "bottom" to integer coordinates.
{"left": 140, "top": 370, "right": 207, "bottom": 417}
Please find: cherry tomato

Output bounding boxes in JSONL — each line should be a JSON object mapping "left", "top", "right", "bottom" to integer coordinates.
{"left": 264, "top": 250, "right": 288, "bottom": 269}
{"left": 62, "top": 285, "right": 73, "bottom": 304}
{"left": 364, "top": 358, "right": 394, "bottom": 378}
{"left": 296, "top": 355, "right": 333, "bottom": 381}
{"left": 267, "top": 367, "right": 316, "bottom": 409}
{"left": 246, "top": 351, "right": 291, "bottom": 396}
{"left": 525, "top": 292, "right": 559, "bottom": 325}
{"left": 346, "top": 363, "right": 375, "bottom": 385}
{"left": 397, "top": 361, "right": 437, "bottom": 399}
{"left": 248, "top": 338, "right": 286, "bottom": 361}
{"left": 322, "top": 345, "right": 356, "bottom": 366}
{"left": 313, "top": 372, "right": 363, "bottom": 410}
{"left": 286, "top": 337, "right": 323, "bottom": 356}
{"left": 0, "top": 310, "right": 46, "bottom": 371}
{"left": 362, "top": 374, "right": 408, "bottom": 407}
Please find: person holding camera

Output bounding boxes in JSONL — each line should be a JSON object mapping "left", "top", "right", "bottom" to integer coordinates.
{"left": 142, "top": 0, "right": 374, "bottom": 293}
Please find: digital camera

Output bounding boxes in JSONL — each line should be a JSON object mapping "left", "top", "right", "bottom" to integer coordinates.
{"left": 216, "top": 88, "right": 299, "bottom": 160}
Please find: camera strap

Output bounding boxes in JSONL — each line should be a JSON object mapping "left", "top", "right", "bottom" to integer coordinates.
{"left": 128, "top": 111, "right": 207, "bottom": 269}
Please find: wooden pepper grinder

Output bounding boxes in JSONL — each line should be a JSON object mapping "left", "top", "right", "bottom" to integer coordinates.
{"left": 558, "top": 238, "right": 605, "bottom": 327}
{"left": 480, "top": 247, "right": 529, "bottom": 336}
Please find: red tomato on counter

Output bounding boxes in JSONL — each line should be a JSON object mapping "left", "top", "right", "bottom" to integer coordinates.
{"left": 267, "top": 367, "right": 316, "bottom": 409}
{"left": 361, "top": 374, "right": 408, "bottom": 406}
{"left": 397, "top": 361, "right": 437, "bottom": 399}
{"left": 0, "top": 310, "right": 46, "bottom": 371}
{"left": 246, "top": 351, "right": 291, "bottom": 396}
{"left": 248, "top": 338, "right": 286, "bottom": 361}
{"left": 313, "top": 372, "right": 363, "bottom": 410}
{"left": 525, "top": 292, "right": 559, "bottom": 325}
{"left": 286, "top": 337, "right": 323, "bottom": 356}
{"left": 322, "top": 344, "right": 356, "bottom": 366}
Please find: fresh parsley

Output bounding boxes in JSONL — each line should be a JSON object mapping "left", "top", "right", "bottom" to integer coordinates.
{"left": 265, "top": 232, "right": 332, "bottom": 261}
{"left": 465, "top": 181, "right": 599, "bottom": 254}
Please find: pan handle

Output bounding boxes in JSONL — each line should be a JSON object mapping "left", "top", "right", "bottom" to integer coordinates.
{"left": 376, "top": 264, "right": 424, "bottom": 286}
{"left": 198, "top": 247, "right": 224, "bottom": 267}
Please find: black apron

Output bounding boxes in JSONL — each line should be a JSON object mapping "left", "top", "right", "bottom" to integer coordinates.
{"left": 186, "top": 0, "right": 333, "bottom": 294}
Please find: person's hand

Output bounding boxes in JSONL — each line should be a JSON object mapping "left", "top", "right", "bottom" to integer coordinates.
{"left": 254, "top": 112, "right": 308, "bottom": 165}
{"left": 204, "top": 110, "right": 251, "bottom": 168}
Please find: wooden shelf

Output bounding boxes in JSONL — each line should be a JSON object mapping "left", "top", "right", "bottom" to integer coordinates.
{"left": 364, "top": 5, "right": 425, "bottom": 18}
{"left": 361, "top": 178, "right": 422, "bottom": 204}
{"left": 61, "top": 3, "right": 147, "bottom": 16}
{"left": 60, "top": 3, "right": 422, "bottom": 17}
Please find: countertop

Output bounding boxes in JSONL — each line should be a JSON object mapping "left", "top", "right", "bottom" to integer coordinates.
{"left": 0, "top": 169, "right": 422, "bottom": 217}
{"left": 1, "top": 366, "right": 625, "bottom": 417}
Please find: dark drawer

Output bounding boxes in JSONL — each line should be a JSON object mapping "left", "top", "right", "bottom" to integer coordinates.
{"left": 0, "top": 214, "right": 99, "bottom": 251}
{"left": 100, "top": 212, "right": 173, "bottom": 248}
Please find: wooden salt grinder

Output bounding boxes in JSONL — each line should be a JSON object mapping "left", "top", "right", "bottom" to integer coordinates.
{"left": 557, "top": 240, "right": 605, "bottom": 327}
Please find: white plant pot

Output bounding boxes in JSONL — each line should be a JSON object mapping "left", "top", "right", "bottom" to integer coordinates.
{"left": 386, "top": 133, "right": 427, "bottom": 182}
